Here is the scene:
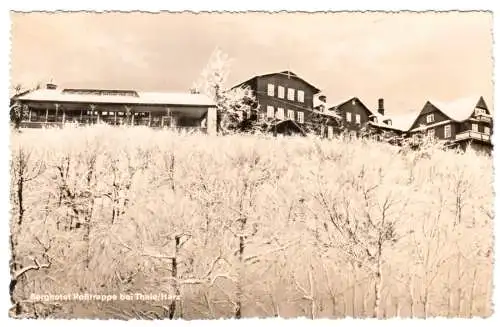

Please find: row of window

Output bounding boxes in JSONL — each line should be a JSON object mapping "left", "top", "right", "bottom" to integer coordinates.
{"left": 426, "top": 124, "right": 491, "bottom": 139}
{"left": 88, "top": 111, "right": 151, "bottom": 116}
{"left": 34, "top": 110, "right": 161, "bottom": 117}
{"left": 62, "top": 89, "right": 138, "bottom": 97}
{"left": 266, "top": 105, "right": 305, "bottom": 123}
{"left": 346, "top": 112, "right": 361, "bottom": 124}
{"left": 427, "top": 125, "right": 451, "bottom": 138}
{"left": 267, "top": 84, "right": 305, "bottom": 103}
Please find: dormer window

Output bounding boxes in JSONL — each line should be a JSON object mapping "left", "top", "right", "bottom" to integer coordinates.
{"left": 426, "top": 114, "right": 435, "bottom": 124}
{"left": 372, "top": 117, "right": 378, "bottom": 123}
{"left": 475, "top": 108, "right": 486, "bottom": 116}
{"left": 385, "top": 119, "right": 392, "bottom": 126}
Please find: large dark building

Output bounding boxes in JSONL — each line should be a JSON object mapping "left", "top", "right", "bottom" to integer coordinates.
{"left": 232, "top": 71, "right": 322, "bottom": 123}
{"left": 231, "top": 70, "right": 342, "bottom": 137}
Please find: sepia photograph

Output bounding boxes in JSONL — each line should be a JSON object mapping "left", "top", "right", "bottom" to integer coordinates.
{"left": 8, "top": 10, "right": 494, "bottom": 320}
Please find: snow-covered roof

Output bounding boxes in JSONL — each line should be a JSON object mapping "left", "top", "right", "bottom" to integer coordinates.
{"left": 368, "top": 111, "right": 385, "bottom": 120}
{"left": 428, "top": 96, "right": 482, "bottom": 122}
{"left": 411, "top": 119, "right": 453, "bottom": 132}
{"left": 232, "top": 70, "right": 321, "bottom": 93}
{"left": 325, "top": 96, "right": 356, "bottom": 110}
{"left": 313, "top": 96, "right": 325, "bottom": 108}
{"left": 14, "top": 88, "right": 216, "bottom": 107}
{"left": 387, "top": 112, "right": 419, "bottom": 132}
{"left": 367, "top": 121, "right": 402, "bottom": 131}
{"left": 320, "top": 109, "right": 342, "bottom": 119}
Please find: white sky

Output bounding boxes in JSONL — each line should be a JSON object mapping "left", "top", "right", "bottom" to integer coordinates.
{"left": 10, "top": 11, "right": 493, "bottom": 115}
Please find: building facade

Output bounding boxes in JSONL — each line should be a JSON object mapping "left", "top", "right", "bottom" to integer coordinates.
{"left": 232, "top": 71, "right": 322, "bottom": 122}
{"left": 231, "top": 70, "right": 344, "bottom": 137}
{"left": 318, "top": 97, "right": 396, "bottom": 139}
{"left": 405, "top": 96, "right": 493, "bottom": 153}
{"left": 12, "top": 84, "right": 217, "bottom": 134}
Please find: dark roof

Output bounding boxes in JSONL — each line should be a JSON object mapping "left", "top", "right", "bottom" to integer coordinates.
{"left": 327, "top": 97, "right": 377, "bottom": 116}
{"left": 232, "top": 70, "right": 321, "bottom": 94}
{"left": 269, "top": 119, "right": 308, "bottom": 136}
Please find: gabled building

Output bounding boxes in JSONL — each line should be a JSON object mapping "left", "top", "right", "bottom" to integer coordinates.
{"left": 231, "top": 71, "right": 327, "bottom": 131}
{"left": 407, "top": 96, "right": 493, "bottom": 153}
{"left": 12, "top": 83, "right": 218, "bottom": 134}
{"left": 321, "top": 96, "right": 394, "bottom": 139}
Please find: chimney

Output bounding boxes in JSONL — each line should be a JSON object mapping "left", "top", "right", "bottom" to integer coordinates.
{"left": 315, "top": 94, "right": 327, "bottom": 112}
{"left": 378, "top": 98, "right": 385, "bottom": 115}
{"left": 46, "top": 83, "right": 57, "bottom": 90}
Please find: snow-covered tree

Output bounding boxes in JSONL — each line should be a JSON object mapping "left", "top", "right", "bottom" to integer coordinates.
{"left": 192, "top": 47, "right": 259, "bottom": 134}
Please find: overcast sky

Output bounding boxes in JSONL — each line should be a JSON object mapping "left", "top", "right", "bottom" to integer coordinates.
{"left": 10, "top": 11, "right": 493, "bottom": 114}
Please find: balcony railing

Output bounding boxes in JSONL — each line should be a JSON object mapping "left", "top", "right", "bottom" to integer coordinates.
{"left": 19, "top": 121, "right": 207, "bottom": 134}
{"left": 455, "top": 131, "right": 491, "bottom": 142}
{"left": 474, "top": 115, "right": 493, "bottom": 123}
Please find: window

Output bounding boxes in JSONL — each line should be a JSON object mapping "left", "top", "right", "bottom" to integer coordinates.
{"left": 277, "top": 107, "right": 285, "bottom": 120}
{"left": 278, "top": 86, "right": 285, "bottom": 99}
{"left": 267, "top": 105, "right": 274, "bottom": 118}
{"left": 475, "top": 108, "right": 486, "bottom": 116}
{"left": 349, "top": 130, "right": 357, "bottom": 139}
{"left": 427, "top": 128, "right": 435, "bottom": 138}
{"left": 297, "top": 111, "right": 305, "bottom": 124}
{"left": 297, "top": 90, "right": 305, "bottom": 103}
{"left": 444, "top": 124, "right": 451, "bottom": 138}
{"left": 346, "top": 112, "right": 352, "bottom": 122}
{"left": 485, "top": 126, "right": 491, "bottom": 135}
{"left": 327, "top": 126, "right": 334, "bottom": 139}
{"left": 426, "top": 114, "right": 435, "bottom": 124}
{"left": 472, "top": 123, "right": 478, "bottom": 132}
{"left": 287, "top": 88, "right": 295, "bottom": 101}
{"left": 267, "top": 84, "right": 274, "bottom": 96}
{"left": 287, "top": 110, "right": 295, "bottom": 120}
{"left": 355, "top": 114, "right": 361, "bottom": 124}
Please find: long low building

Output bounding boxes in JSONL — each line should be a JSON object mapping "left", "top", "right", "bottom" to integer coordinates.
{"left": 12, "top": 83, "right": 217, "bottom": 134}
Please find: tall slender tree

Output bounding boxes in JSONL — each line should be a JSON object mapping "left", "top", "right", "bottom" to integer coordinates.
{"left": 192, "top": 47, "right": 258, "bottom": 134}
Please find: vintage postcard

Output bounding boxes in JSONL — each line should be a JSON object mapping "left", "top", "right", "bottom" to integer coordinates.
{"left": 8, "top": 11, "right": 494, "bottom": 320}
